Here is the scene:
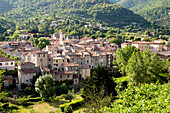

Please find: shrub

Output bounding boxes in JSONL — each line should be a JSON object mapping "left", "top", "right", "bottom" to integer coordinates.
{"left": 26, "top": 97, "right": 42, "bottom": 102}
{"left": 0, "top": 92, "right": 8, "bottom": 102}
{"left": 18, "top": 97, "right": 28, "bottom": 106}
{"left": 59, "top": 98, "right": 84, "bottom": 112}
{"left": 64, "top": 105, "right": 73, "bottom": 113}
{"left": 64, "top": 89, "right": 75, "bottom": 102}
{"left": 103, "top": 83, "right": 170, "bottom": 112}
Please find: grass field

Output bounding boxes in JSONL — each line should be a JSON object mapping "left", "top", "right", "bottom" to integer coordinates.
{"left": 12, "top": 99, "right": 69, "bottom": 113}
{"left": 11, "top": 97, "right": 84, "bottom": 113}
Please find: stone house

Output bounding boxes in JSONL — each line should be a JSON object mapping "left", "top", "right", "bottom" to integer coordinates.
{"left": 0, "top": 56, "right": 15, "bottom": 71}
{"left": 30, "top": 51, "right": 48, "bottom": 67}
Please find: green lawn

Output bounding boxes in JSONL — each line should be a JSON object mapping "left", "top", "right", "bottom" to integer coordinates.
{"left": 12, "top": 99, "right": 69, "bottom": 113}
{"left": 11, "top": 97, "right": 85, "bottom": 113}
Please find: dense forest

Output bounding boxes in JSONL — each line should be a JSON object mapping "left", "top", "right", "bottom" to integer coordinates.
{"left": 0, "top": 15, "right": 15, "bottom": 41}
{"left": 0, "top": 0, "right": 150, "bottom": 27}
{"left": 109, "top": 0, "right": 170, "bottom": 27}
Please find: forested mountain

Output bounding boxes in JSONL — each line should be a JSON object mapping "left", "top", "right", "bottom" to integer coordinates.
{"left": 109, "top": 0, "right": 170, "bottom": 27}
{"left": 0, "top": 16, "right": 14, "bottom": 34}
{"left": 0, "top": 0, "right": 150, "bottom": 27}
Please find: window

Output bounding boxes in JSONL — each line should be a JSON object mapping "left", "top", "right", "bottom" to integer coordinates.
{"left": 49, "top": 59, "right": 51, "bottom": 61}
{"left": 63, "top": 60, "right": 64, "bottom": 62}
{"left": 67, "top": 75, "right": 69, "bottom": 78}
{"left": 33, "top": 54, "right": 35, "bottom": 57}
{"left": 40, "top": 59, "right": 43, "bottom": 62}
{"left": 43, "top": 54, "right": 45, "bottom": 57}
{"left": 0, "top": 63, "right": 2, "bottom": 66}
{"left": 85, "top": 69, "right": 87, "bottom": 73}
{"left": 11, "top": 62, "right": 13, "bottom": 65}
{"left": 56, "top": 60, "right": 58, "bottom": 62}
{"left": 60, "top": 75, "right": 62, "bottom": 78}
{"left": 38, "top": 54, "right": 40, "bottom": 57}
{"left": 5, "top": 63, "right": 8, "bottom": 65}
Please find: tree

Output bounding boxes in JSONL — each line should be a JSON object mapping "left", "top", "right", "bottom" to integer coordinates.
{"left": 37, "top": 38, "right": 50, "bottom": 49}
{"left": 0, "top": 70, "right": 5, "bottom": 91}
{"left": 83, "top": 86, "right": 113, "bottom": 113}
{"left": 82, "top": 65, "right": 117, "bottom": 100}
{"left": 126, "top": 49, "right": 163, "bottom": 85}
{"left": 115, "top": 46, "right": 139, "bottom": 76}
{"left": 109, "top": 38, "right": 120, "bottom": 45}
{"left": 64, "top": 89, "right": 75, "bottom": 102}
{"left": 35, "top": 74, "right": 55, "bottom": 99}
{"left": 167, "top": 39, "right": 170, "bottom": 46}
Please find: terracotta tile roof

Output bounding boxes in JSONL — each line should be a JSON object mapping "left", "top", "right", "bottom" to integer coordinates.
{"left": 0, "top": 56, "right": 14, "bottom": 62}
{"left": 19, "top": 69, "right": 35, "bottom": 74}
{"left": 3, "top": 48, "right": 15, "bottom": 51}
{"left": 132, "top": 41, "right": 162, "bottom": 45}
{"left": 92, "top": 54, "right": 99, "bottom": 57}
{"left": 157, "top": 51, "right": 170, "bottom": 56}
{"left": 121, "top": 43, "right": 129, "bottom": 45}
{"left": 83, "top": 52, "right": 90, "bottom": 55}
{"left": 100, "top": 53, "right": 107, "bottom": 55}
{"left": 19, "top": 61, "right": 35, "bottom": 66}
{"left": 54, "top": 71, "right": 73, "bottom": 75}
{"left": 31, "top": 51, "right": 47, "bottom": 54}
{"left": 41, "top": 66, "right": 50, "bottom": 72}
{"left": 104, "top": 42, "right": 110, "bottom": 44}
{"left": 80, "top": 37, "right": 92, "bottom": 40}
{"left": 155, "top": 39, "right": 166, "bottom": 41}
{"left": 68, "top": 55, "right": 83, "bottom": 58}
{"left": 63, "top": 62, "right": 79, "bottom": 67}
{"left": 78, "top": 42, "right": 88, "bottom": 45}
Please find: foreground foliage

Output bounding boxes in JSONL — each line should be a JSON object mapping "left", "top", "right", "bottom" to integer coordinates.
{"left": 35, "top": 74, "right": 55, "bottom": 99}
{"left": 82, "top": 65, "right": 117, "bottom": 99}
{"left": 103, "top": 83, "right": 170, "bottom": 113}
{"left": 126, "top": 49, "right": 163, "bottom": 85}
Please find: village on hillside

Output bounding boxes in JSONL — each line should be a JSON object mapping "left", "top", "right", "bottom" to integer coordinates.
{"left": 0, "top": 31, "right": 170, "bottom": 90}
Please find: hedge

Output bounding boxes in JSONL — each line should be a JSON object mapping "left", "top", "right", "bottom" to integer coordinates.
{"left": 59, "top": 98, "right": 84, "bottom": 112}
{"left": 18, "top": 97, "right": 42, "bottom": 106}
{"left": 26, "top": 97, "right": 42, "bottom": 102}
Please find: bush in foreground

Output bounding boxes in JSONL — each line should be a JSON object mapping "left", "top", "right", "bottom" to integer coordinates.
{"left": 103, "top": 83, "right": 170, "bottom": 112}
{"left": 59, "top": 98, "right": 84, "bottom": 112}
{"left": 35, "top": 74, "right": 55, "bottom": 99}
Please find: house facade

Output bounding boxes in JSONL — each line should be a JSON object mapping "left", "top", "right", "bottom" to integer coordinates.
{"left": 0, "top": 57, "right": 15, "bottom": 71}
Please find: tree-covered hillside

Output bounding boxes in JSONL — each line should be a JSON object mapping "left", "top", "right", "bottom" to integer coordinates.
{"left": 0, "top": 16, "right": 14, "bottom": 34}
{"left": 109, "top": 0, "right": 170, "bottom": 27}
{"left": 0, "top": 0, "right": 150, "bottom": 27}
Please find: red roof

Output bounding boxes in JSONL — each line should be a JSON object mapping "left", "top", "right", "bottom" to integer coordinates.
{"left": 62, "top": 62, "right": 79, "bottom": 67}
{"left": 121, "top": 43, "right": 129, "bottom": 45}
{"left": 54, "top": 71, "right": 73, "bottom": 75}
{"left": 80, "top": 37, "right": 92, "bottom": 40}
{"left": 132, "top": 41, "right": 162, "bottom": 44}
{"left": 0, "top": 56, "right": 14, "bottom": 62}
